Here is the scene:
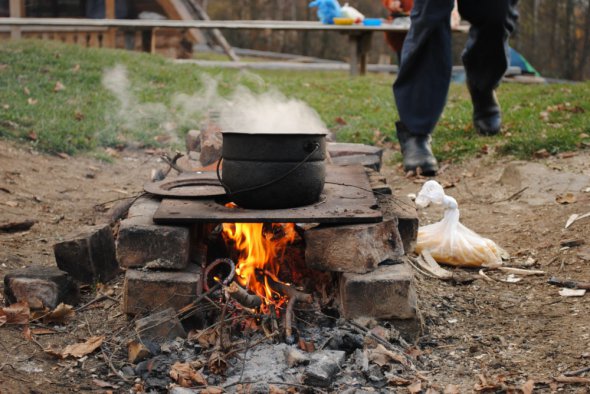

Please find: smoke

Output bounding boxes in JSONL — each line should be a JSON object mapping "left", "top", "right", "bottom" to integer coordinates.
{"left": 101, "top": 65, "right": 327, "bottom": 147}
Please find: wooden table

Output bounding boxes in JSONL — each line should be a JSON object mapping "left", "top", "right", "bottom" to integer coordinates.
{"left": 0, "top": 18, "right": 469, "bottom": 76}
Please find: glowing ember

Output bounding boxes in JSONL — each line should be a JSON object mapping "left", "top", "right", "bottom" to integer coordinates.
{"left": 222, "top": 223, "right": 298, "bottom": 311}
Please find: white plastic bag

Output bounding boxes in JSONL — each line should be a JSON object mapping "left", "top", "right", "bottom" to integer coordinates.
{"left": 340, "top": 3, "right": 364, "bottom": 22}
{"left": 415, "top": 180, "right": 503, "bottom": 267}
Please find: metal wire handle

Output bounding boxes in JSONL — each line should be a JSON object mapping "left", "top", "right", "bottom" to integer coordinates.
{"left": 216, "top": 142, "right": 321, "bottom": 198}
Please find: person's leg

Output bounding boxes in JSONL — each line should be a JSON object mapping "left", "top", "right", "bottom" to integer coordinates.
{"left": 459, "top": 0, "right": 519, "bottom": 135}
{"left": 393, "top": 0, "right": 454, "bottom": 175}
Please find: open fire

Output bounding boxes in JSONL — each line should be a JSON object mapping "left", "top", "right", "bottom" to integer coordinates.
{"left": 221, "top": 222, "right": 299, "bottom": 314}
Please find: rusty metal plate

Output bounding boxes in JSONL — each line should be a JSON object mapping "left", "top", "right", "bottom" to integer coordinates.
{"left": 144, "top": 172, "right": 226, "bottom": 198}
{"left": 153, "top": 165, "right": 382, "bottom": 224}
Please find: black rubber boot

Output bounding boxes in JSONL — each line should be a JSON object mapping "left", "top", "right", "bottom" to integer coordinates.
{"left": 468, "top": 82, "right": 502, "bottom": 136}
{"left": 396, "top": 122, "right": 438, "bottom": 176}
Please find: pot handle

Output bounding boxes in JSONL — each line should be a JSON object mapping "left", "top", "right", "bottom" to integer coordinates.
{"left": 216, "top": 142, "right": 321, "bottom": 198}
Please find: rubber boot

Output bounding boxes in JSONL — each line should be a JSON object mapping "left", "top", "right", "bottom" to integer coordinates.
{"left": 396, "top": 122, "right": 438, "bottom": 176}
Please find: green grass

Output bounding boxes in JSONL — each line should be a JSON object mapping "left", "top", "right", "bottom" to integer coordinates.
{"left": 1, "top": 40, "right": 589, "bottom": 161}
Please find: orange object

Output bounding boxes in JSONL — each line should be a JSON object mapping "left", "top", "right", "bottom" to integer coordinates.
{"left": 381, "top": 0, "right": 414, "bottom": 56}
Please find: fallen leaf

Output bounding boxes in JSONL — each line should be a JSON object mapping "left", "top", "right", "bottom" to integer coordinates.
{"left": 56, "top": 152, "right": 70, "bottom": 160}
{"left": 53, "top": 81, "right": 65, "bottom": 92}
{"left": 72, "top": 64, "right": 80, "bottom": 72}
{"left": 565, "top": 214, "right": 579, "bottom": 228}
{"left": 27, "top": 97, "right": 38, "bottom": 105}
{"left": 200, "top": 387, "right": 223, "bottom": 394}
{"left": 556, "top": 192, "right": 577, "bottom": 204}
{"left": 408, "top": 381, "right": 422, "bottom": 394}
{"left": 425, "top": 389, "right": 439, "bottom": 394}
{"left": 269, "top": 385, "right": 287, "bottom": 394}
{"left": 43, "top": 303, "right": 75, "bottom": 323}
{"left": 104, "top": 148, "right": 119, "bottom": 158}
{"left": 31, "top": 328, "right": 57, "bottom": 335}
{"left": 93, "top": 379, "right": 115, "bottom": 388}
{"left": 128, "top": 340, "right": 151, "bottom": 364}
{"left": 443, "top": 384, "right": 460, "bottom": 394}
{"left": 189, "top": 328, "right": 218, "bottom": 349}
{"left": 0, "top": 301, "right": 31, "bottom": 326}
{"left": 74, "top": 111, "right": 85, "bottom": 121}
{"left": 368, "top": 344, "right": 407, "bottom": 367}
{"left": 27, "top": 130, "right": 38, "bottom": 141}
{"left": 334, "top": 116, "right": 347, "bottom": 125}
{"left": 23, "top": 87, "right": 30, "bottom": 95}
{"left": 208, "top": 350, "right": 228, "bottom": 375}
{"left": 169, "top": 361, "right": 207, "bottom": 388}
{"left": 521, "top": 379, "right": 534, "bottom": 394}
{"left": 96, "top": 283, "right": 115, "bottom": 296}
{"left": 23, "top": 325, "right": 32, "bottom": 340}
{"left": 45, "top": 335, "right": 104, "bottom": 359}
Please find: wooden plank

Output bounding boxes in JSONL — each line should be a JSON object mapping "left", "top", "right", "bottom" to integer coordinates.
{"left": 9, "top": 0, "right": 23, "bottom": 39}
{"left": 0, "top": 18, "right": 470, "bottom": 33}
{"left": 104, "top": 0, "right": 116, "bottom": 47}
{"left": 153, "top": 165, "right": 383, "bottom": 224}
{"left": 156, "top": 0, "right": 204, "bottom": 43}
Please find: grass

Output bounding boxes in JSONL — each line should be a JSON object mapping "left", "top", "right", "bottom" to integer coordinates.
{"left": 1, "top": 39, "right": 589, "bottom": 162}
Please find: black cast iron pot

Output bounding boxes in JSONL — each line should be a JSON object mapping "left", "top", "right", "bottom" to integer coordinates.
{"left": 220, "top": 132, "right": 327, "bottom": 209}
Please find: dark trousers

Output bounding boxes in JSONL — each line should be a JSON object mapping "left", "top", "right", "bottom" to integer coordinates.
{"left": 393, "top": 0, "right": 519, "bottom": 136}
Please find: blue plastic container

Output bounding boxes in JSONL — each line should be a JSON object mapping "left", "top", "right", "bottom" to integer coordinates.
{"left": 362, "top": 18, "right": 382, "bottom": 26}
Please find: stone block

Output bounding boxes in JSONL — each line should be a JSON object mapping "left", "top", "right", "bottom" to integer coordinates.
{"left": 199, "top": 124, "right": 222, "bottom": 166}
{"left": 184, "top": 129, "right": 200, "bottom": 153}
{"left": 303, "top": 350, "right": 346, "bottom": 387}
{"left": 135, "top": 308, "right": 187, "bottom": 342}
{"left": 54, "top": 224, "right": 119, "bottom": 283}
{"left": 331, "top": 154, "right": 381, "bottom": 171}
{"left": 305, "top": 219, "right": 404, "bottom": 274}
{"left": 116, "top": 197, "right": 190, "bottom": 269}
{"left": 338, "top": 263, "right": 417, "bottom": 320}
{"left": 327, "top": 142, "right": 384, "bottom": 160}
{"left": 122, "top": 265, "right": 201, "bottom": 315}
{"left": 377, "top": 194, "right": 418, "bottom": 254}
{"left": 3, "top": 266, "right": 80, "bottom": 309}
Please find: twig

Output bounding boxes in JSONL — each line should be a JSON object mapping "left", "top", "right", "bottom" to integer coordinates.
{"left": 548, "top": 277, "right": 590, "bottom": 290}
{"left": 161, "top": 152, "right": 186, "bottom": 174}
{"left": 564, "top": 366, "right": 590, "bottom": 377}
{"left": 101, "top": 348, "right": 131, "bottom": 383}
{"left": 75, "top": 294, "right": 109, "bottom": 312}
{"left": 226, "top": 282, "right": 262, "bottom": 309}
{"left": 224, "top": 379, "right": 326, "bottom": 392}
{"left": 492, "top": 186, "right": 528, "bottom": 204}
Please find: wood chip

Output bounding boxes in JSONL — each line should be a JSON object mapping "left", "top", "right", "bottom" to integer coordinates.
{"left": 559, "top": 288, "right": 586, "bottom": 297}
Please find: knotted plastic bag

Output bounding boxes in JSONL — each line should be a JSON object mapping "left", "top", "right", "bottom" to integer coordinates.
{"left": 415, "top": 180, "right": 503, "bottom": 267}
{"left": 309, "top": 0, "right": 342, "bottom": 24}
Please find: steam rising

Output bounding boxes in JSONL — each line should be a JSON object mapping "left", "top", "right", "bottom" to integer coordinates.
{"left": 101, "top": 65, "right": 327, "bottom": 145}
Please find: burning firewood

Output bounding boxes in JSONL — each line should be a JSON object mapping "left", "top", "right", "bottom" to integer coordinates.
{"left": 225, "top": 282, "right": 262, "bottom": 309}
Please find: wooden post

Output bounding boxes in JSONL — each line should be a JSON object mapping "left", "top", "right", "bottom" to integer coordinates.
{"left": 9, "top": 0, "right": 24, "bottom": 39}
{"left": 104, "top": 0, "right": 116, "bottom": 48}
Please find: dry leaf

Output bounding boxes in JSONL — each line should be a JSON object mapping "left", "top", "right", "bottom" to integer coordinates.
{"left": 23, "top": 87, "right": 30, "bottom": 95}
{"left": 23, "top": 325, "right": 32, "bottom": 340}
{"left": 556, "top": 192, "right": 577, "bottom": 204}
{"left": 96, "top": 283, "right": 115, "bottom": 296}
{"left": 200, "top": 387, "right": 223, "bottom": 394}
{"left": 74, "top": 111, "right": 85, "bottom": 121}
{"left": 189, "top": 328, "right": 218, "bottom": 349}
{"left": 387, "top": 375, "right": 412, "bottom": 386}
{"left": 269, "top": 384, "right": 287, "bottom": 394}
{"left": 43, "top": 303, "right": 75, "bottom": 323}
{"left": 92, "top": 379, "right": 115, "bottom": 388}
{"left": 368, "top": 344, "right": 408, "bottom": 367}
{"left": 408, "top": 381, "right": 422, "bottom": 393}
{"left": 128, "top": 340, "right": 151, "bottom": 364}
{"left": 27, "top": 97, "right": 38, "bottom": 105}
{"left": 208, "top": 350, "right": 228, "bottom": 375}
{"left": 443, "top": 384, "right": 460, "bottom": 394}
{"left": 0, "top": 301, "right": 31, "bottom": 326}
{"left": 31, "top": 328, "right": 57, "bottom": 335}
{"left": 72, "top": 64, "right": 80, "bottom": 72}
{"left": 425, "top": 389, "right": 439, "bottom": 394}
{"left": 521, "top": 379, "right": 534, "bottom": 394}
{"left": 169, "top": 362, "right": 207, "bottom": 387}
{"left": 54, "top": 81, "right": 65, "bottom": 92}
{"left": 334, "top": 116, "right": 347, "bottom": 125}
{"left": 46, "top": 335, "right": 104, "bottom": 359}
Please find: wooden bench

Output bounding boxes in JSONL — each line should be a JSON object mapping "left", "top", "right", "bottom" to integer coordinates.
{"left": 0, "top": 17, "right": 469, "bottom": 76}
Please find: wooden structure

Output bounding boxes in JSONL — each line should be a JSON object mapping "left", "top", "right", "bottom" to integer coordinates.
{"left": 0, "top": 17, "right": 469, "bottom": 75}
{"left": 0, "top": 0, "right": 210, "bottom": 58}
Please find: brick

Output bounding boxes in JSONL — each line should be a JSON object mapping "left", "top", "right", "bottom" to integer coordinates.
{"left": 3, "top": 266, "right": 80, "bottom": 309}
{"left": 377, "top": 194, "right": 418, "bottom": 254}
{"left": 116, "top": 197, "right": 190, "bottom": 269}
{"left": 122, "top": 265, "right": 201, "bottom": 315}
{"left": 338, "top": 263, "right": 417, "bottom": 320}
{"left": 305, "top": 219, "right": 404, "bottom": 274}
{"left": 53, "top": 224, "right": 119, "bottom": 283}
{"left": 331, "top": 154, "right": 381, "bottom": 171}
{"left": 327, "top": 142, "right": 384, "bottom": 160}
{"left": 135, "top": 308, "right": 187, "bottom": 342}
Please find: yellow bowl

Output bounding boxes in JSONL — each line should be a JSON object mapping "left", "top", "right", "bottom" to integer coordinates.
{"left": 333, "top": 17, "right": 354, "bottom": 25}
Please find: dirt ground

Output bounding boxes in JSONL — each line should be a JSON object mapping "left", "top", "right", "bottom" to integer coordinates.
{"left": 1, "top": 138, "right": 590, "bottom": 393}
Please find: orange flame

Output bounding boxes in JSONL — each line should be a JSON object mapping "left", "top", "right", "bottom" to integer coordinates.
{"left": 222, "top": 222, "right": 297, "bottom": 311}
